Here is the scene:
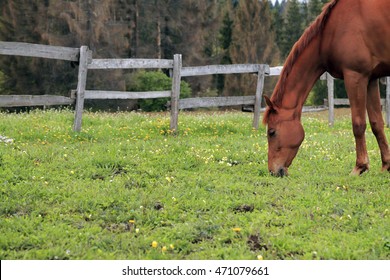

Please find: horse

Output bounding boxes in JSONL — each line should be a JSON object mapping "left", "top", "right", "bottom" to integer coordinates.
{"left": 263, "top": 0, "right": 390, "bottom": 177}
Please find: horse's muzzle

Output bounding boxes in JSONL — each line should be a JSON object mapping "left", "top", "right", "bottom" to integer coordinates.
{"left": 270, "top": 167, "right": 288, "bottom": 177}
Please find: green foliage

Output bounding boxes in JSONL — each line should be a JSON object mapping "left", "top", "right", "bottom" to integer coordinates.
{"left": 0, "top": 70, "right": 6, "bottom": 93}
{"left": 309, "top": 80, "right": 328, "bottom": 105}
{"left": 0, "top": 109, "right": 389, "bottom": 260}
{"left": 227, "top": 0, "right": 279, "bottom": 96}
{"left": 126, "top": 70, "right": 191, "bottom": 111}
{"left": 307, "top": 0, "right": 328, "bottom": 23}
{"left": 215, "top": 12, "right": 234, "bottom": 93}
{"left": 271, "top": 1, "right": 285, "bottom": 52}
{"left": 278, "top": 0, "right": 307, "bottom": 59}
{"left": 334, "top": 80, "right": 348, "bottom": 99}
{"left": 219, "top": 12, "right": 234, "bottom": 50}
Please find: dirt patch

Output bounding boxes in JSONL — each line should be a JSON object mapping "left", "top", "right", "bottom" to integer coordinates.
{"left": 247, "top": 234, "right": 268, "bottom": 252}
{"left": 233, "top": 204, "right": 254, "bottom": 213}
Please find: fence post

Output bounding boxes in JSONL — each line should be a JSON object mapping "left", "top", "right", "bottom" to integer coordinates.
{"left": 73, "top": 46, "right": 89, "bottom": 132}
{"left": 253, "top": 64, "right": 268, "bottom": 130}
{"left": 326, "top": 73, "right": 335, "bottom": 127}
{"left": 170, "top": 54, "right": 182, "bottom": 134}
{"left": 386, "top": 77, "right": 390, "bottom": 128}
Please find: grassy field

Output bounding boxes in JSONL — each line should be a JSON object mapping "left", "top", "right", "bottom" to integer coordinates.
{"left": 0, "top": 108, "right": 389, "bottom": 260}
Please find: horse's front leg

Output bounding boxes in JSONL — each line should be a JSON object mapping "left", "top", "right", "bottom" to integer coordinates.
{"left": 344, "top": 72, "right": 370, "bottom": 175}
{"left": 366, "top": 79, "right": 390, "bottom": 172}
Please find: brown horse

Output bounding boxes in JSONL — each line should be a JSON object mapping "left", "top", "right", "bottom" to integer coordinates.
{"left": 263, "top": 0, "right": 390, "bottom": 177}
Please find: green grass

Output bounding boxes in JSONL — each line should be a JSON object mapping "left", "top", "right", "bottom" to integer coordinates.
{"left": 0, "top": 109, "right": 389, "bottom": 260}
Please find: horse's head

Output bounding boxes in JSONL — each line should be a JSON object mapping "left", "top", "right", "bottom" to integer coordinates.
{"left": 263, "top": 96, "right": 305, "bottom": 177}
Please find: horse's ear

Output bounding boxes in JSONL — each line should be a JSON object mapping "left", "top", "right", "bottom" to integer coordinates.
{"left": 263, "top": 95, "right": 276, "bottom": 111}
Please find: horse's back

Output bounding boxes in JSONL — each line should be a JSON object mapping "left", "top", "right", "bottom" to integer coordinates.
{"left": 322, "top": 0, "right": 390, "bottom": 77}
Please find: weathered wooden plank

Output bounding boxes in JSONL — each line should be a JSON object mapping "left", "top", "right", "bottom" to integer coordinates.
{"left": 170, "top": 54, "right": 182, "bottom": 133}
{"left": 332, "top": 98, "right": 385, "bottom": 106}
{"left": 269, "top": 66, "right": 283, "bottom": 76}
{"left": 181, "top": 64, "right": 266, "bottom": 77}
{"left": 178, "top": 96, "right": 255, "bottom": 110}
{"left": 326, "top": 73, "right": 335, "bottom": 126}
{"left": 73, "top": 46, "right": 89, "bottom": 132}
{"left": 333, "top": 99, "right": 350, "bottom": 106}
{"left": 0, "top": 41, "right": 79, "bottom": 61}
{"left": 0, "top": 95, "right": 74, "bottom": 107}
{"left": 253, "top": 65, "right": 267, "bottom": 129}
{"left": 84, "top": 90, "right": 171, "bottom": 99}
{"left": 88, "top": 58, "right": 173, "bottom": 69}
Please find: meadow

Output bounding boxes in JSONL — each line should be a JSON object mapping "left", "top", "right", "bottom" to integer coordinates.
{"left": 0, "top": 108, "right": 389, "bottom": 260}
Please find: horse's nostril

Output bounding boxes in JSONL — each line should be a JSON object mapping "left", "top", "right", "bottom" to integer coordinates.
{"left": 277, "top": 168, "right": 285, "bottom": 177}
{"left": 270, "top": 168, "right": 286, "bottom": 177}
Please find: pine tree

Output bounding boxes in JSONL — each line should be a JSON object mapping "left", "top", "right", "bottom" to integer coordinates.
{"left": 0, "top": 7, "right": 7, "bottom": 94}
{"left": 0, "top": 0, "right": 286, "bottom": 101}
{"left": 0, "top": 0, "right": 135, "bottom": 96}
{"left": 279, "top": 0, "right": 306, "bottom": 60}
{"left": 0, "top": 1, "right": 50, "bottom": 95}
{"left": 215, "top": 10, "right": 233, "bottom": 93}
{"left": 227, "top": 0, "right": 279, "bottom": 96}
{"left": 219, "top": 12, "right": 233, "bottom": 52}
{"left": 271, "top": 0, "right": 285, "bottom": 61}
{"left": 307, "top": 0, "right": 327, "bottom": 23}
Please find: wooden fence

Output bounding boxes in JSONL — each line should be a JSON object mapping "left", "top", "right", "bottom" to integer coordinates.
{"left": 177, "top": 61, "right": 269, "bottom": 131}
{"left": 75, "top": 53, "right": 269, "bottom": 132}
{"left": 74, "top": 51, "right": 179, "bottom": 131}
{"left": 1, "top": 41, "right": 389, "bottom": 132}
{"left": 0, "top": 41, "right": 86, "bottom": 108}
{"left": 0, "top": 43, "right": 270, "bottom": 132}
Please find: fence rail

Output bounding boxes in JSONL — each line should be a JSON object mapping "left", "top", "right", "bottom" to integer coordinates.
{"left": 325, "top": 98, "right": 386, "bottom": 106}
{"left": 83, "top": 90, "right": 171, "bottom": 100}
{"left": 181, "top": 64, "right": 265, "bottom": 77}
{"left": 0, "top": 42, "right": 84, "bottom": 109}
{"left": 0, "top": 41, "right": 81, "bottom": 62}
{"left": 88, "top": 58, "right": 173, "bottom": 69}
{"left": 0, "top": 95, "right": 74, "bottom": 107}
{"left": 0, "top": 41, "right": 389, "bottom": 131}
{"left": 178, "top": 96, "right": 256, "bottom": 110}
{"left": 173, "top": 62, "right": 269, "bottom": 130}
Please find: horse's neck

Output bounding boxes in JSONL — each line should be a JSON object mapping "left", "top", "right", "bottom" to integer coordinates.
{"left": 280, "top": 39, "right": 325, "bottom": 117}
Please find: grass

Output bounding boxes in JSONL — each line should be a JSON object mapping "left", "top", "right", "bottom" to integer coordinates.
{"left": 0, "top": 108, "right": 389, "bottom": 260}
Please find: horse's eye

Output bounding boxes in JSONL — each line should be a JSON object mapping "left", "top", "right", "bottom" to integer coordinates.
{"left": 268, "top": 129, "right": 276, "bottom": 138}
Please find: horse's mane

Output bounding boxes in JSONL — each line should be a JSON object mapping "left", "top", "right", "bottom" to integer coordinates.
{"left": 263, "top": 0, "right": 339, "bottom": 124}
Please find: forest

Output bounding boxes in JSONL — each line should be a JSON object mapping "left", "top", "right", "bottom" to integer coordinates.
{"left": 0, "top": 0, "right": 370, "bottom": 110}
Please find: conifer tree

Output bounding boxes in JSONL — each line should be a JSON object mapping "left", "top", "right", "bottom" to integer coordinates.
{"left": 226, "top": 0, "right": 278, "bottom": 96}
{"left": 216, "top": 11, "right": 233, "bottom": 93}
{"left": 0, "top": 0, "right": 282, "bottom": 102}
{"left": 271, "top": 0, "right": 285, "bottom": 58}
{"left": 307, "top": 0, "right": 331, "bottom": 23}
{"left": 0, "top": 1, "right": 51, "bottom": 95}
{"left": 278, "top": 0, "right": 306, "bottom": 60}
